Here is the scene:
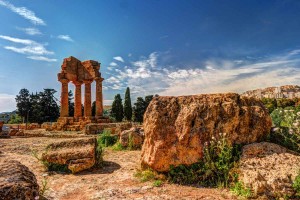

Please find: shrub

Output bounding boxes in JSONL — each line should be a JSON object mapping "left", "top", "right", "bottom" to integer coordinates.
{"left": 97, "top": 129, "right": 118, "bottom": 147}
{"left": 112, "top": 141, "right": 125, "bottom": 151}
{"left": 270, "top": 108, "right": 300, "bottom": 153}
{"left": 293, "top": 171, "right": 300, "bottom": 197}
{"left": 153, "top": 180, "right": 163, "bottom": 187}
{"left": 95, "top": 136, "right": 103, "bottom": 167}
{"left": 230, "top": 178, "right": 252, "bottom": 198}
{"left": 167, "top": 133, "right": 242, "bottom": 187}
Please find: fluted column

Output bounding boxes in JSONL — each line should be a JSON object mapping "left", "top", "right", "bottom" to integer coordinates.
{"left": 95, "top": 77, "right": 104, "bottom": 117}
{"left": 74, "top": 81, "right": 82, "bottom": 118}
{"left": 84, "top": 80, "right": 92, "bottom": 117}
{"left": 59, "top": 78, "right": 69, "bottom": 117}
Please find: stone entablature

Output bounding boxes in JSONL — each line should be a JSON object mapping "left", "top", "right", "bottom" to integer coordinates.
{"left": 58, "top": 56, "right": 104, "bottom": 119}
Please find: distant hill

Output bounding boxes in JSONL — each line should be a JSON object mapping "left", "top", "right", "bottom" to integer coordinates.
{"left": 241, "top": 85, "right": 300, "bottom": 99}
{"left": 0, "top": 110, "right": 17, "bottom": 123}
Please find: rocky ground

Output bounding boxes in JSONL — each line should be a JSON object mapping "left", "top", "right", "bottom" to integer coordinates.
{"left": 0, "top": 135, "right": 236, "bottom": 200}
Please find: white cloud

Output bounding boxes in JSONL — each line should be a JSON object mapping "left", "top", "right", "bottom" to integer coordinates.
{"left": 57, "top": 35, "right": 74, "bottom": 42}
{"left": 27, "top": 56, "right": 57, "bottom": 62}
{"left": 17, "top": 27, "right": 41, "bottom": 35}
{"left": 0, "top": 35, "right": 56, "bottom": 61}
{"left": 106, "top": 77, "right": 120, "bottom": 84}
{"left": 113, "top": 56, "right": 124, "bottom": 62}
{"left": 105, "top": 50, "right": 300, "bottom": 97}
{"left": 109, "top": 62, "right": 118, "bottom": 67}
{"left": 0, "top": 94, "right": 16, "bottom": 112}
{"left": 0, "top": 0, "right": 46, "bottom": 25}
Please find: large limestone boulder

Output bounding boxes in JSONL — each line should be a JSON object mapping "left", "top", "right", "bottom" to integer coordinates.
{"left": 238, "top": 142, "right": 300, "bottom": 198}
{"left": 0, "top": 160, "right": 39, "bottom": 200}
{"left": 120, "top": 127, "right": 144, "bottom": 148}
{"left": 42, "top": 137, "right": 100, "bottom": 173}
{"left": 141, "top": 93, "right": 272, "bottom": 172}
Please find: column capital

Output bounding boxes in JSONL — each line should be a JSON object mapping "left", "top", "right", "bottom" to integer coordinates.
{"left": 59, "top": 78, "right": 69, "bottom": 84}
{"left": 94, "top": 77, "right": 104, "bottom": 82}
{"left": 72, "top": 81, "right": 83, "bottom": 86}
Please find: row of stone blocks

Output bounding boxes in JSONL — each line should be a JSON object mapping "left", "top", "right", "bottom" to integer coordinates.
{"left": 41, "top": 117, "right": 112, "bottom": 131}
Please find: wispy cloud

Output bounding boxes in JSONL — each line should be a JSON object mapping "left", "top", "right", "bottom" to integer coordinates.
{"left": 0, "top": 0, "right": 46, "bottom": 25}
{"left": 0, "top": 35, "right": 56, "bottom": 61}
{"left": 113, "top": 56, "right": 124, "bottom": 62}
{"left": 110, "top": 62, "right": 118, "bottom": 67}
{"left": 57, "top": 35, "right": 74, "bottom": 42}
{"left": 0, "top": 35, "right": 53, "bottom": 55}
{"left": 17, "top": 27, "right": 41, "bottom": 35}
{"left": 27, "top": 56, "right": 57, "bottom": 62}
{"left": 105, "top": 50, "right": 300, "bottom": 97}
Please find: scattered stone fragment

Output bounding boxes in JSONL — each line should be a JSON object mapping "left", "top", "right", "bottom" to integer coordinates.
{"left": 41, "top": 137, "right": 100, "bottom": 173}
{"left": 120, "top": 127, "right": 144, "bottom": 148}
{"left": 238, "top": 142, "right": 300, "bottom": 198}
{"left": 0, "top": 160, "right": 39, "bottom": 200}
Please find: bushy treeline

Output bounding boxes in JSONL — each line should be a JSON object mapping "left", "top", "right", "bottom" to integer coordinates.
{"left": 261, "top": 97, "right": 300, "bottom": 113}
{"left": 16, "top": 88, "right": 60, "bottom": 124}
{"left": 110, "top": 87, "right": 153, "bottom": 122}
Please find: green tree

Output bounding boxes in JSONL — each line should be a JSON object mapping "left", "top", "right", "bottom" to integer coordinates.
{"left": 68, "top": 90, "right": 74, "bottom": 116}
{"left": 8, "top": 114, "right": 22, "bottom": 124}
{"left": 145, "top": 95, "right": 153, "bottom": 108}
{"left": 132, "top": 95, "right": 153, "bottom": 123}
{"left": 29, "top": 92, "right": 42, "bottom": 123}
{"left": 38, "top": 89, "right": 60, "bottom": 123}
{"left": 15, "top": 88, "right": 31, "bottom": 122}
{"left": 123, "top": 87, "right": 132, "bottom": 121}
{"left": 133, "top": 97, "right": 145, "bottom": 123}
{"left": 111, "top": 94, "right": 123, "bottom": 122}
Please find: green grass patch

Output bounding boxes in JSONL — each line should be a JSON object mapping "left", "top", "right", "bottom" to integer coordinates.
{"left": 230, "top": 181, "right": 252, "bottom": 198}
{"left": 97, "top": 129, "right": 118, "bottom": 147}
{"left": 111, "top": 141, "right": 126, "bottom": 151}
{"left": 153, "top": 180, "right": 163, "bottom": 187}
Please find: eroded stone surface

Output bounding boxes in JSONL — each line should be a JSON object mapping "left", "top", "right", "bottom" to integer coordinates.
{"left": 42, "top": 137, "right": 98, "bottom": 173}
{"left": 141, "top": 93, "right": 272, "bottom": 172}
{"left": 0, "top": 160, "right": 39, "bottom": 200}
{"left": 238, "top": 142, "right": 300, "bottom": 198}
{"left": 120, "top": 127, "right": 144, "bottom": 148}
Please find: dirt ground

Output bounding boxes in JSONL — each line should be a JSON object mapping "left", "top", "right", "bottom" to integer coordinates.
{"left": 0, "top": 135, "right": 236, "bottom": 200}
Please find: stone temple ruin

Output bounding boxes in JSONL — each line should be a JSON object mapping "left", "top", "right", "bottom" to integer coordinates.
{"left": 44, "top": 56, "right": 110, "bottom": 131}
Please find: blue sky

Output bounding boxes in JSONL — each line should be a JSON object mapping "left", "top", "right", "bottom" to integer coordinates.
{"left": 1, "top": 0, "right": 300, "bottom": 112}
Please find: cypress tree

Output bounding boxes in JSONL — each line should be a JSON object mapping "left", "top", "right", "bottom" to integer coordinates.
{"left": 111, "top": 94, "right": 124, "bottom": 122}
{"left": 123, "top": 87, "right": 132, "bottom": 121}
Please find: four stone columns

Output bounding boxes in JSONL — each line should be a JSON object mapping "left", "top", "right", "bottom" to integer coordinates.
{"left": 59, "top": 78, "right": 69, "bottom": 117}
{"left": 95, "top": 77, "right": 104, "bottom": 117}
{"left": 59, "top": 78, "right": 104, "bottom": 119}
{"left": 84, "top": 80, "right": 92, "bottom": 117}
{"left": 74, "top": 81, "right": 82, "bottom": 118}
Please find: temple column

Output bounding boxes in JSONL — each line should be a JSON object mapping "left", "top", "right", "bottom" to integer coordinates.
{"left": 95, "top": 77, "right": 104, "bottom": 117}
{"left": 84, "top": 80, "right": 92, "bottom": 117}
{"left": 59, "top": 78, "right": 69, "bottom": 117}
{"left": 74, "top": 81, "right": 82, "bottom": 118}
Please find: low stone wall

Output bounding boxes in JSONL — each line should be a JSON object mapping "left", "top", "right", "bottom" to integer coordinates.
{"left": 5, "top": 123, "right": 41, "bottom": 130}
{"left": 84, "top": 122, "right": 132, "bottom": 135}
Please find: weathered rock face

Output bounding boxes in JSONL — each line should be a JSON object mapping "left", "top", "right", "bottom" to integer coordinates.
{"left": 42, "top": 138, "right": 99, "bottom": 173}
{"left": 141, "top": 93, "right": 272, "bottom": 172}
{"left": 120, "top": 127, "right": 144, "bottom": 148}
{"left": 238, "top": 142, "right": 300, "bottom": 198}
{"left": 0, "top": 160, "right": 39, "bottom": 200}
